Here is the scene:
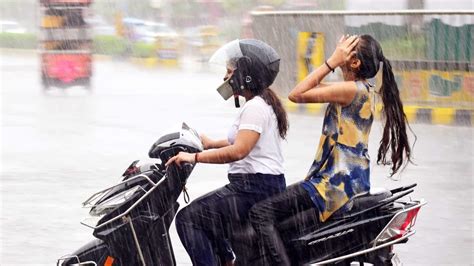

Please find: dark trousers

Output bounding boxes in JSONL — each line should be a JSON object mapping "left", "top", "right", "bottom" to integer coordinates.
{"left": 249, "top": 183, "right": 319, "bottom": 266}
{"left": 175, "top": 173, "right": 285, "bottom": 266}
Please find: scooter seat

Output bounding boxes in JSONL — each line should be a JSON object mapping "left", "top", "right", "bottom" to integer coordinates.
{"left": 277, "top": 188, "right": 392, "bottom": 235}
{"left": 331, "top": 187, "right": 392, "bottom": 219}
{"left": 352, "top": 187, "right": 392, "bottom": 210}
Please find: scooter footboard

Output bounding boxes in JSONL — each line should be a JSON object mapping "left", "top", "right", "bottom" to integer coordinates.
{"left": 58, "top": 238, "right": 114, "bottom": 266}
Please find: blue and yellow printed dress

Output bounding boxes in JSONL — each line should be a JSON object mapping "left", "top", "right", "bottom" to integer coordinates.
{"left": 301, "top": 80, "right": 374, "bottom": 222}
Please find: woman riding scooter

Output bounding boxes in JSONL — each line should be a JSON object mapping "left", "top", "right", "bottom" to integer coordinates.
{"left": 165, "top": 39, "right": 289, "bottom": 265}
{"left": 249, "top": 34, "right": 415, "bottom": 266}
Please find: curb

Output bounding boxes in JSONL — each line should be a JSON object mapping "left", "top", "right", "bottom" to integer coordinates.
{"left": 129, "top": 57, "right": 180, "bottom": 68}
{"left": 93, "top": 55, "right": 159, "bottom": 67}
{"left": 129, "top": 57, "right": 158, "bottom": 67}
{"left": 0, "top": 48, "right": 37, "bottom": 56}
{"left": 282, "top": 99, "right": 474, "bottom": 126}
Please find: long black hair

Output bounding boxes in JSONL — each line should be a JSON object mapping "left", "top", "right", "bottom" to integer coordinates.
{"left": 260, "top": 87, "right": 289, "bottom": 139}
{"left": 355, "top": 35, "right": 414, "bottom": 176}
{"left": 244, "top": 55, "right": 289, "bottom": 140}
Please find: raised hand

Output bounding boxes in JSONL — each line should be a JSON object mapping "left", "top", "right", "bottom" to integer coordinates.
{"left": 328, "top": 35, "right": 360, "bottom": 68}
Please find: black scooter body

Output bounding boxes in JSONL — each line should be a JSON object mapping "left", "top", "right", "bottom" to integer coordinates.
{"left": 228, "top": 188, "right": 399, "bottom": 265}
{"left": 61, "top": 239, "right": 110, "bottom": 265}
{"left": 92, "top": 169, "right": 183, "bottom": 265}
{"left": 59, "top": 140, "right": 196, "bottom": 266}
{"left": 61, "top": 166, "right": 411, "bottom": 266}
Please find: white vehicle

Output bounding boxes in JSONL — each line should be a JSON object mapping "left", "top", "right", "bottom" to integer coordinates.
{"left": 136, "top": 21, "right": 178, "bottom": 43}
{"left": 85, "top": 16, "right": 115, "bottom": 36}
{"left": 0, "top": 20, "right": 27, "bottom": 34}
{"left": 122, "top": 18, "right": 178, "bottom": 43}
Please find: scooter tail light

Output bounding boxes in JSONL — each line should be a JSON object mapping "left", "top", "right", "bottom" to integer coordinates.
{"left": 376, "top": 206, "right": 421, "bottom": 243}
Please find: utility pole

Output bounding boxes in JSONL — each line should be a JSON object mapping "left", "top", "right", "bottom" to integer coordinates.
{"left": 408, "top": 0, "right": 425, "bottom": 33}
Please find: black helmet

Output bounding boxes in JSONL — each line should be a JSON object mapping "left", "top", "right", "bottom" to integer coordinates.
{"left": 209, "top": 39, "right": 280, "bottom": 107}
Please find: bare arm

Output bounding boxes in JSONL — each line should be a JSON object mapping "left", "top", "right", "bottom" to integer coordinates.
{"left": 197, "top": 130, "right": 259, "bottom": 163}
{"left": 288, "top": 64, "right": 334, "bottom": 103}
{"left": 165, "top": 129, "right": 260, "bottom": 166}
{"left": 200, "top": 134, "right": 230, "bottom": 150}
{"left": 289, "top": 35, "right": 359, "bottom": 106}
{"left": 289, "top": 81, "right": 358, "bottom": 106}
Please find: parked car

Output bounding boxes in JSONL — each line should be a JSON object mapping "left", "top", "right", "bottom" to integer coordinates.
{"left": 121, "top": 18, "right": 180, "bottom": 63}
{"left": 140, "top": 22, "right": 180, "bottom": 63}
{"left": 122, "top": 18, "right": 177, "bottom": 43}
{"left": 138, "top": 21, "right": 178, "bottom": 43}
{"left": 122, "top": 17, "right": 145, "bottom": 41}
{"left": 0, "top": 20, "right": 27, "bottom": 34}
{"left": 183, "top": 25, "right": 220, "bottom": 62}
{"left": 85, "top": 16, "right": 115, "bottom": 36}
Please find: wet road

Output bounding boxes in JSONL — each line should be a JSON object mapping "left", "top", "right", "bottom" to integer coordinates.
{"left": 1, "top": 52, "right": 473, "bottom": 265}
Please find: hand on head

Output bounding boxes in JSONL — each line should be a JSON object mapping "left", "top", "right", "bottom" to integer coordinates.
{"left": 328, "top": 35, "right": 360, "bottom": 68}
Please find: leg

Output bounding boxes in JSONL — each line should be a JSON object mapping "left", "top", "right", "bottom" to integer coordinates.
{"left": 249, "top": 183, "right": 317, "bottom": 266}
{"left": 175, "top": 187, "right": 233, "bottom": 266}
{"left": 175, "top": 185, "right": 264, "bottom": 266}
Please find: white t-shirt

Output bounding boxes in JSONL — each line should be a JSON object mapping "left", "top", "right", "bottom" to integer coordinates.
{"left": 227, "top": 96, "right": 284, "bottom": 175}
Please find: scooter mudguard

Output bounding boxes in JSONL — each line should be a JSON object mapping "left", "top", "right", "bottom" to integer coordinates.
{"left": 59, "top": 238, "right": 117, "bottom": 265}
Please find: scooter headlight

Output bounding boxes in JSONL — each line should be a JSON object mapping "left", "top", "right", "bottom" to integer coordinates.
{"left": 90, "top": 186, "right": 142, "bottom": 217}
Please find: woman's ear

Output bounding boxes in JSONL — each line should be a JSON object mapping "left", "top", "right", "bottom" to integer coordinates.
{"left": 350, "top": 58, "right": 361, "bottom": 71}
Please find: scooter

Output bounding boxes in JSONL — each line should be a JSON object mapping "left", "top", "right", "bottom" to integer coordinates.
{"left": 57, "top": 123, "right": 426, "bottom": 266}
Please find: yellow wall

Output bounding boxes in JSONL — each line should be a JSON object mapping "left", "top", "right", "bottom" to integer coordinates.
{"left": 297, "top": 32, "right": 325, "bottom": 82}
{"left": 395, "top": 70, "right": 474, "bottom": 107}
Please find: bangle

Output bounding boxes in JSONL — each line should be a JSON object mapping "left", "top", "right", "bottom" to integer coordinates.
{"left": 194, "top": 152, "right": 200, "bottom": 163}
{"left": 325, "top": 60, "right": 335, "bottom": 73}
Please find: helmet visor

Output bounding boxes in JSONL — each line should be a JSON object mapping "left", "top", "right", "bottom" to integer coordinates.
{"left": 209, "top": 40, "right": 243, "bottom": 100}
{"left": 209, "top": 39, "right": 243, "bottom": 68}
